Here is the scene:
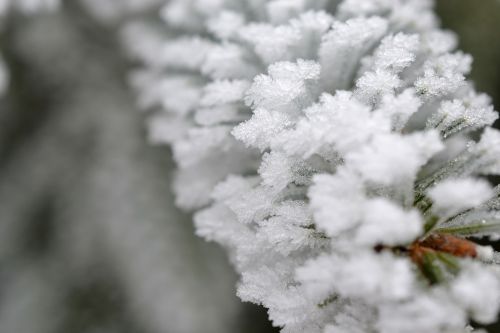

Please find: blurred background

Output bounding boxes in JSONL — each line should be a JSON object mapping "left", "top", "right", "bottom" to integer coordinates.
{"left": 0, "top": 1, "right": 498, "bottom": 332}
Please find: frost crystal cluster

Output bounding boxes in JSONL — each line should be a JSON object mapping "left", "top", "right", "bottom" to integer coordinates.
{"left": 127, "top": 0, "right": 500, "bottom": 332}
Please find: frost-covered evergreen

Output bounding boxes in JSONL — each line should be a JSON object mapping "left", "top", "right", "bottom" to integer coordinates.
{"left": 128, "top": 0, "right": 500, "bottom": 332}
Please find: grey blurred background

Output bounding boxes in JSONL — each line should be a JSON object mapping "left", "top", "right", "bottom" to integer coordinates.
{"left": 0, "top": 1, "right": 498, "bottom": 332}
{"left": 437, "top": 0, "right": 500, "bottom": 109}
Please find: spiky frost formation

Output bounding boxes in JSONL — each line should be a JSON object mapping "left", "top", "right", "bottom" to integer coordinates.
{"left": 127, "top": 1, "right": 500, "bottom": 332}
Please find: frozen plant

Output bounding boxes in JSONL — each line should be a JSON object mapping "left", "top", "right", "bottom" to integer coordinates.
{"left": 127, "top": 0, "right": 500, "bottom": 332}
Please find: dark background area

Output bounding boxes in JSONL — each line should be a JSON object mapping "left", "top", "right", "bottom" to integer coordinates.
{"left": 437, "top": 0, "right": 500, "bottom": 109}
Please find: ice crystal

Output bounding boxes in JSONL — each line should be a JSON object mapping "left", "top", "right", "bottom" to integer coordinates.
{"left": 127, "top": 1, "right": 500, "bottom": 332}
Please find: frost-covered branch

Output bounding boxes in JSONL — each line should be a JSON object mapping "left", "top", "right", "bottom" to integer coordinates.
{"left": 127, "top": 1, "right": 500, "bottom": 332}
